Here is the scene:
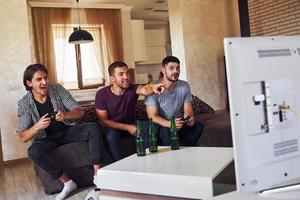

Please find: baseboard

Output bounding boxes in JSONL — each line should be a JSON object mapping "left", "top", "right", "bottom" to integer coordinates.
{"left": 2, "top": 158, "right": 30, "bottom": 165}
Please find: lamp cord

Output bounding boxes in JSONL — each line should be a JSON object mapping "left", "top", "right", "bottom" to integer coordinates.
{"left": 76, "top": 0, "right": 81, "bottom": 29}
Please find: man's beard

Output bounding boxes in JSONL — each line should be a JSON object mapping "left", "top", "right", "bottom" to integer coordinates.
{"left": 166, "top": 73, "right": 179, "bottom": 82}
{"left": 115, "top": 80, "right": 129, "bottom": 89}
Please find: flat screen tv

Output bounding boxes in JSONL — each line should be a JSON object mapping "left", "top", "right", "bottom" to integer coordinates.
{"left": 224, "top": 36, "right": 300, "bottom": 193}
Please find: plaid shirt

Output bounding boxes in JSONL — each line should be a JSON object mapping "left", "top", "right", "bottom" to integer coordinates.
{"left": 17, "top": 84, "right": 80, "bottom": 142}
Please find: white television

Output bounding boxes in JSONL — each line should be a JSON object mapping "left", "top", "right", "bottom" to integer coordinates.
{"left": 224, "top": 36, "right": 300, "bottom": 193}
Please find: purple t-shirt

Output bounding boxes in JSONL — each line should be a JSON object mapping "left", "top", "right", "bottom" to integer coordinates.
{"left": 95, "top": 84, "right": 139, "bottom": 124}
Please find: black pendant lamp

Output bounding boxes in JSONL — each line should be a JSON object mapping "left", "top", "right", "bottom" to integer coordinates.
{"left": 68, "top": 0, "right": 94, "bottom": 44}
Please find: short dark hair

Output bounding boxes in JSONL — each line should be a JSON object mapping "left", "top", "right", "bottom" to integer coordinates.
{"left": 162, "top": 56, "right": 180, "bottom": 67}
{"left": 23, "top": 64, "right": 48, "bottom": 91}
{"left": 108, "top": 61, "right": 128, "bottom": 76}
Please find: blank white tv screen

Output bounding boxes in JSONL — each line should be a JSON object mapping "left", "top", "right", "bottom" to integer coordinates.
{"left": 224, "top": 36, "right": 300, "bottom": 192}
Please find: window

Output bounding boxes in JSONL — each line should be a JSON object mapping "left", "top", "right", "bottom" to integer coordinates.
{"left": 53, "top": 25, "right": 104, "bottom": 90}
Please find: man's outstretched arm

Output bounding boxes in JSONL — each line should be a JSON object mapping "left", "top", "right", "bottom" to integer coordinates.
{"left": 136, "top": 83, "right": 165, "bottom": 96}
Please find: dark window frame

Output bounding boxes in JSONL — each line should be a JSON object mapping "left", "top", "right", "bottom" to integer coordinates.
{"left": 238, "top": 0, "right": 251, "bottom": 37}
{"left": 73, "top": 27, "right": 103, "bottom": 90}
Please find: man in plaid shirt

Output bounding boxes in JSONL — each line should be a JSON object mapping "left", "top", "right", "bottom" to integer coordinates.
{"left": 18, "top": 64, "right": 102, "bottom": 200}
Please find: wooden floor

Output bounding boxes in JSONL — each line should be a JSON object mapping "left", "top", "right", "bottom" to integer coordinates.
{"left": 0, "top": 160, "right": 94, "bottom": 200}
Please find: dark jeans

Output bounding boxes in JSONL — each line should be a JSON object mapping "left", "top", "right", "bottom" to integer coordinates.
{"left": 105, "top": 128, "right": 135, "bottom": 161}
{"left": 158, "top": 121, "right": 203, "bottom": 146}
{"left": 27, "top": 123, "right": 102, "bottom": 180}
{"left": 105, "top": 121, "right": 148, "bottom": 161}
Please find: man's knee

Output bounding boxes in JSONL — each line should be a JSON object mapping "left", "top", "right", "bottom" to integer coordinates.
{"left": 87, "top": 123, "right": 101, "bottom": 136}
{"left": 27, "top": 145, "right": 43, "bottom": 161}
{"left": 194, "top": 122, "right": 203, "bottom": 135}
{"left": 106, "top": 129, "right": 120, "bottom": 143}
{"left": 159, "top": 127, "right": 170, "bottom": 135}
{"left": 158, "top": 127, "right": 171, "bottom": 145}
{"left": 79, "top": 123, "right": 101, "bottom": 140}
{"left": 189, "top": 122, "right": 203, "bottom": 144}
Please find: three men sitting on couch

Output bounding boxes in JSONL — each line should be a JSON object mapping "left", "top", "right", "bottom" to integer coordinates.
{"left": 18, "top": 56, "right": 202, "bottom": 199}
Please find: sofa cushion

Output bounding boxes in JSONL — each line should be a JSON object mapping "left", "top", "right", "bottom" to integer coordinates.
{"left": 191, "top": 95, "right": 215, "bottom": 114}
{"left": 81, "top": 105, "right": 98, "bottom": 123}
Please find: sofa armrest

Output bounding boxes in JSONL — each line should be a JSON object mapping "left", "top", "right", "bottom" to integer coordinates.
{"left": 197, "top": 113, "right": 232, "bottom": 147}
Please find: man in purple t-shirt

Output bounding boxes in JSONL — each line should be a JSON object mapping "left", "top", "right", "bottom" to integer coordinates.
{"left": 95, "top": 61, "right": 164, "bottom": 161}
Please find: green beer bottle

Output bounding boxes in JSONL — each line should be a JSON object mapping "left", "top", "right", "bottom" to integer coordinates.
{"left": 136, "top": 121, "right": 146, "bottom": 156}
{"left": 148, "top": 118, "right": 158, "bottom": 153}
{"left": 170, "top": 117, "right": 180, "bottom": 150}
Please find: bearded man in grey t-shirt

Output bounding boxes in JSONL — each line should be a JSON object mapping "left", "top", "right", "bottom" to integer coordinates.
{"left": 145, "top": 56, "right": 202, "bottom": 146}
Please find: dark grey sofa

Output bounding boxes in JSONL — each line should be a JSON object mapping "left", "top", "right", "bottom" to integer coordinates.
{"left": 197, "top": 111, "right": 232, "bottom": 147}
{"left": 34, "top": 96, "right": 232, "bottom": 194}
{"left": 34, "top": 142, "right": 98, "bottom": 193}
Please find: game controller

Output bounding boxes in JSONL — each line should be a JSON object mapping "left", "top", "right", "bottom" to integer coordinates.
{"left": 48, "top": 111, "right": 58, "bottom": 121}
{"left": 181, "top": 116, "right": 191, "bottom": 125}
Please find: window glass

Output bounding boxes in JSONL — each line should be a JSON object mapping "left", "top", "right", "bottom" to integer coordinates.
{"left": 53, "top": 25, "right": 104, "bottom": 90}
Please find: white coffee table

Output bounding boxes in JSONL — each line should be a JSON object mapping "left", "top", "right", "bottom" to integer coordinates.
{"left": 94, "top": 147, "right": 233, "bottom": 199}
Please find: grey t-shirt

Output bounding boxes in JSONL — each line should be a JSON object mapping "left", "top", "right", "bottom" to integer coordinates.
{"left": 144, "top": 80, "right": 192, "bottom": 119}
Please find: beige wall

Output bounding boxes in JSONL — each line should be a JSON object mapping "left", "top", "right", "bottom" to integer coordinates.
{"left": 168, "top": 0, "right": 240, "bottom": 110}
{"left": 0, "top": 0, "right": 31, "bottom": 161}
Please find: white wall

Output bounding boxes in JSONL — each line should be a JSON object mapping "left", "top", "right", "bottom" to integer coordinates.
{"left": 0, "top": 0, "right": 32, "bottom": 161}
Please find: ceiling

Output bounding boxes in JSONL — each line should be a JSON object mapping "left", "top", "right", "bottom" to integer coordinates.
{"left": 28, "top": 0, "right": 169, "bottom": 21}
